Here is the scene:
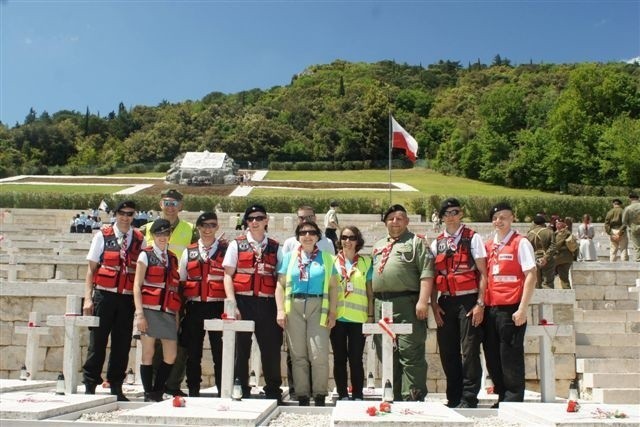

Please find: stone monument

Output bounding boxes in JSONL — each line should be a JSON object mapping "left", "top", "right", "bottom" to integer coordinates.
{"left": 165, "top": 151, "right": 239, "bottom": 185}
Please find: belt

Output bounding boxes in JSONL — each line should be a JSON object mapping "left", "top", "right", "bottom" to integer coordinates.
{"left": 292, "top": 293, "right": 323, "bottom": 298}
{"left": 441, "top": 289, "right": 478, "bottom": 297}
{"left": 373, "top": 290, "right": 419, "bottom": 300}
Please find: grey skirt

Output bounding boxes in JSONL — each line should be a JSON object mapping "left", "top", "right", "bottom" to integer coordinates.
{"left": 143, "top": 309, "right": 178, "bottom": 340}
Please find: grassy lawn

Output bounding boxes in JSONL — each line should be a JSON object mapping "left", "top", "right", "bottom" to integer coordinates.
{"left": 0, "top": 184, "right": 129, "bottom": 194}
{"left": 264, "top": 168, "right": 546, "bottom": 197}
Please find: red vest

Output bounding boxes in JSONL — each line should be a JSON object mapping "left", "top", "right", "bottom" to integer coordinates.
{"left": 93, "top": 226, "right": 143, "bottom": 295}
{"left": 183, "top": 241, "right": 228, "bottom": 302}
{"left": 434, "top": 226, "right": 479, "bottom": 296}
{"left": 232, "top": 236, "right": 278, "bottom": 297}
{"left": 140, "top": 248, "right": 182, "bottom": 314}
{"left": 485, "top": 233, "right": 525, "bottom": 306}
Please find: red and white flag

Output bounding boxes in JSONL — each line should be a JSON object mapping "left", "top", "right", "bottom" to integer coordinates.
{"left": 391, "top": 116, "right": 418, "bottom": 163}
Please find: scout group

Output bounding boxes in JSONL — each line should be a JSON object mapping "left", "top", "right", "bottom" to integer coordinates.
{"left": 82, "top": 188, "right": 536, "bottom": 409}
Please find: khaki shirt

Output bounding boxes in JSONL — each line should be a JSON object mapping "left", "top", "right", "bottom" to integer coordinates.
{"left": 604, "top": 206, "right": 625, "bottom": 234}
{"left": 623, "top": 202, "right": 640, "bottom": 229}
{"left": 527, "top": 225, "right": 557, "bottom": 262}
{"left": 371, "top": 230, "right": 434, "bottom": 293}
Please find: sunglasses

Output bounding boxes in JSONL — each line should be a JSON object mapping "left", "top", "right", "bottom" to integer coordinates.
{"left": 199, "top": 222, "right": 218, "bottom": 229}
{"left": 443, "top": 209, "right": 461, "bottom": 217}
{"left": 299, "top": 230, "right": 319, "bottom": 236}
{"left": 117, "top": 210, "right": 135, "bottom": 217}
{"left": 340, "top": 235, "right": 358, "bottom": 241}
{"left": 247, "top": 215, "right": 267, "bottom": 222}
{"left": 162, "top": 200, "right": 179, "bottom": 207}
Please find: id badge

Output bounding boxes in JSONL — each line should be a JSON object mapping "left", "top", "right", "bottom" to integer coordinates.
{"left": 346, "top": 281, "right": 354, "bottom": 292}
{"left": 300, "top": 274, "right": 309, "bottom": 282}
{"left": 257, "top": 263, "right": 265, "bottom": 275}
{"left": 492, "top": 265, "right": 500, "bottom": 275}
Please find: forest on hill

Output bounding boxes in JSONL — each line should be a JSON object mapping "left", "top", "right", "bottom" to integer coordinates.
{"left": 1, "top": 58, "right": 638, "bottom": 192}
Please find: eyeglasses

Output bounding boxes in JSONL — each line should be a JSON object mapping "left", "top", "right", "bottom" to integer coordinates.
{"left": 199, "top": 222, "right": 218, "bottom": 229}
{"left": 117, "top": 210, "right": 135, "bottom": 217}
{"left": 247, "top": 215, "right": 267, "bottom": 222}
{"left": 162, "top": 200, "right": 179, "bottom": 207}
{"left": 443, "top": 209, "right": 461, "bottom": 217}
{"left": 340, "top": 235, "right": 358, "bottom": 241}
{"left": 299, "top": 230, "right": 319, "bottom": 236}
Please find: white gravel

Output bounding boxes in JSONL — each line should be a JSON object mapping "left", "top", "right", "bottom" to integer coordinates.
{"left": 266, "top": 412, "right": 523, "bottom": 426}
{"left": 77, "top": 409, "right": 128, "bottom": 422}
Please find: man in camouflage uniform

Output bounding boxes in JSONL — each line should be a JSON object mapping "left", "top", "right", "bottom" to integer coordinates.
{"left": 527, "top": 215, "right": 557, "bottom": 289}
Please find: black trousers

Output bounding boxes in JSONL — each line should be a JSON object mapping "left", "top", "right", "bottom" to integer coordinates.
{"left": 82, "top": 290, "right": 134, "bottom": 386}
{"left": 330, "top": 320, "right": 366, "bottom": 399}
{"left": 482, "top": 304, "right": 527, "bottom": 402}
{"left": 181, "top": 300, "right": 223, "bottom": 394}
{"left": 236, "top": 295, "right": 283, "bottom": 399}
{"left": 436, "top": 293, "right": 483, "bottom": 407}
{"left": 324, "top": 228, "right": 338, "bottom": 253}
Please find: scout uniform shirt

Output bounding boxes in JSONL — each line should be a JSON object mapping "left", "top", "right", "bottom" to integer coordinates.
{"left": 372, "top": 230, "right": 434, "bottom": 293}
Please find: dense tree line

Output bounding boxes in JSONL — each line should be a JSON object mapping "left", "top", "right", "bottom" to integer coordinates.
{"left": 1, "top": 59, "right": 638, "bottom": 191}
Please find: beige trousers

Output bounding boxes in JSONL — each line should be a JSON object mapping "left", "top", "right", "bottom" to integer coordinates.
{"left": 609, "top": 229, "right": 629, "bottom": 261}
{"left": 285, "top": 297, "right": 330, "bottom": 398}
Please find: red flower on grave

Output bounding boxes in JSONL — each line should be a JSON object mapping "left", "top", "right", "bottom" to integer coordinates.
{"left": 539, "top": 318, "right": 548, "bottom": 325}
{"left": 566, "top": 400, "right": 580, "bottom": 413}
{"left": 221, "top": 313, "right": 228, "bottom": 320}
{"left": 379, "top": 402, "right": 392, "bottom": 413}
{"left": 172, "top": 396, "right": 186, "bottom": 407}
{"left": 28, "top": 322, "right": 34, "bottom": 327}
{"left": 366, "top": 406, "right": 378, "bottom": 416}
{"left": 383, "top": 317, "right": 392, "bottom": 324}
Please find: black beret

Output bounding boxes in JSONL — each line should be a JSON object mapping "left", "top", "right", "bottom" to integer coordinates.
{"left": 533, "top": 214, "right": 546, "bottom": 225}
{"left": 161, "top": 189, "right": 183, "bottom": 201}
{"left": 150, "top": 219, "right": 171, "bottom": 234}
{"left": 243, "top": 204, "right": 267, "bottom": 221}
{"left": 196, "top": 212, "right": 217, "bottom": 226}
{"left": 439, "top": 198, "right": 461, "bottom": 218}
{"left": 115, "top": 200, "right": 136, "bottom": 212}
{"left": 489, "top": 202, "right": 513, "bottom": 221}
{"left": 382, "top": 204, "right": 407, "bottom": 222}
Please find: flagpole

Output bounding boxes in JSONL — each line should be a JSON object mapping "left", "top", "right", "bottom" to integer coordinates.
{"left": 388, "top": 112, "right": 392, "bottom": 206}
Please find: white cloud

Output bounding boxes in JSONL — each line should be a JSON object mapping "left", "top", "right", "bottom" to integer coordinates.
{"left": 625, "top": 56, "right": 640, "bottom": 64}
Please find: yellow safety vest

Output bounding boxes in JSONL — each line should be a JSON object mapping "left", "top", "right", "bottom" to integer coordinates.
{"left": 284, "top": 251, "right": 334, "bottom": 327}
{"left": 335, "top": 255, "right": 371, "bottom": 323}
{"left": 145, "top": 219, "right": 194, "bottom": 258}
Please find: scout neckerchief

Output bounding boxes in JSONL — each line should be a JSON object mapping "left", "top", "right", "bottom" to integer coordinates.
{"left": 490, "top": 229, "right": 515, "bottom": 264}
{"left": 297, "top": 245, "right": 319, "bottom": 281}
{"left": 337, "top": 250, "right": 359, "bottom": 298}
{"left": 375, "top": 237, "right": 398, "bottom": 275}
{"left": 445, "top": 224, "right": 465, "bottom": 252}
{"left": 119, "top": 232, "right": 128, "bottom": 261}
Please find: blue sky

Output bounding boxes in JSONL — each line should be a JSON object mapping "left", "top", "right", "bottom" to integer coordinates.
{"left": 1, "top": 0, "right": 638, "bottom": 127}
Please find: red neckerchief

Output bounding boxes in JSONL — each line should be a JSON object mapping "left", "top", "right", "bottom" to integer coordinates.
{"left": 375, "top": 237, "right": 398, "bottom": 275}
{"left": 490, "top": 230, "right": 515, "bottom": 263}
{"left": 297, "top": 245, "right": 319, "bottom": 281}
{"left": 337, "top": 251, "right": 359, "bottom": 297}
{"left": 445, "top": 225, "right": 465, "bottom": 251}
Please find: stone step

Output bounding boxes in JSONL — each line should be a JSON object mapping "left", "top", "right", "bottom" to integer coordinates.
{"left": 574, "top": 322, "right": 627, "bottom": 334}
{"left": 576, "top": 358, "right": 640, "bottom": 374}
{"left": 574, "top": 309, "right": 639, "bottom": 322}
{"left": 582, "top": 373, "right": 640, "bottom": 389}
{"left": 575, "top": 332, "right": 640, "bottom": 346}
{"left": 591, "top": 388, "right": 640, "bottom": 404}
{"left": 576, "top": 345, "right": 640, "bottom": 359}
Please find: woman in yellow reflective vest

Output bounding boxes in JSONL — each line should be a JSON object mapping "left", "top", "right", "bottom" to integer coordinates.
{"left": 331, "top": 225, "right": 373, "bottom": 400}
{"left": 276, "top": 220, "right": 338, "bottom": 407}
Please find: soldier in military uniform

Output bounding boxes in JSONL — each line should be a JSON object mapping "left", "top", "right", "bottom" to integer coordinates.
{"left": 623, "top": 193, "right": 640, "bottom": 262}
{"left": 527, "top": 215, "right": 557, "bottom": 289}
{"left": 604, "top": 199, "right": 628, "bottom": 262}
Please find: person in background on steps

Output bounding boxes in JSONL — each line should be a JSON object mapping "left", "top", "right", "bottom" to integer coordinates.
{"left": 82, "top": 200, "right": 144, "bottom": 402}
{"left": 577, "top": 214, "right": 597, "bottom": 262}
{"left": 483, "top": 202, "right": 536, "bottom": 407}
{"left": 623, "top": 193, "right": 640, "bottom": 262}
{"left": 134, "top": 219, "right": 183, "bottom": 402}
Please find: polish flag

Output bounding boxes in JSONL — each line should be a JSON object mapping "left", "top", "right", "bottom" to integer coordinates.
{"left": 391, "top": 116, "right": 418, "bottom": 163}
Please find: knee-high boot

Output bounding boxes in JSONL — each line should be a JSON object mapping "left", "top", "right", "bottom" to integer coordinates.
{"left": 153, "top": 361, "right": 174, "bottom": 400}
{"left": 140, "top": 364, "right": 155, "bottom": 402}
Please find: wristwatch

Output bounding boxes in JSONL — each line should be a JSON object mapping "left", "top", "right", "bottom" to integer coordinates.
{"left": 476, "top": 300, "right": 485, "bottom": 308}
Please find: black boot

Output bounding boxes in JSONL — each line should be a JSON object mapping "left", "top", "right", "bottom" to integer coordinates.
{"left": 298, "top": 396, "right": 310, "bottom": 406}
{"left": 84, "top": 382, "right": 97, "bottom": 395}
{"left": 153, "top": 362, "right": 174, "bottom": 401}
{"left": 110, "top": 383, "right": 129, "bottom": 402}
{"left": 188, "top": 388, "right": 200, "bottom": 397}
{"left": 314, "top": 395, "right": 326, "bottom": 406}
{"left": 140, "top": 364, "right": 155, "bottom": 402}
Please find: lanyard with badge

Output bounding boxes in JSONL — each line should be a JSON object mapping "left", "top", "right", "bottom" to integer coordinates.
{"left": 337, "top": 251, "right": 358, "bottom": 296}
{"left": 490, "top": 230, "right": 515, "bottom": 275}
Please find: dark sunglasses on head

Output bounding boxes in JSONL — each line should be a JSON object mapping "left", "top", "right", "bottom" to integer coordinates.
{"left": 340, "top": 235, "right": 358, "bottom": 241}
{"left": 163, "top": 200, "right": 179, "bottom": 207}
{"left": 299, "top": 230, "right": 319, "bottom": 236}
{"left": 247, "top": 215, "right": 267, "bottom": 222}
{"left": 200, "top": 222, "right": 218, "bottom": 229}
{"left": 443, "top": 209, "right": 461, "bottom": 217}
{"left": 117, "top": 210, "right": 135, "bottom": 217}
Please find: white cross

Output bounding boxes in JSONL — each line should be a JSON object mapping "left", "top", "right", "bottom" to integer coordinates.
{"left": 46, "top": 295, "right": 100, "bottom": 395}
{"left": 14, "top": 312, "right": 51, "bottom": 380}
{"left": 203, "top": 299, "right": 255, "bottom": 398}
{"left": 361, "top": 301, "right": 413, "bottom": 391}
{"left": 525, "top": 289, "right": 573, "bottom": 403}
